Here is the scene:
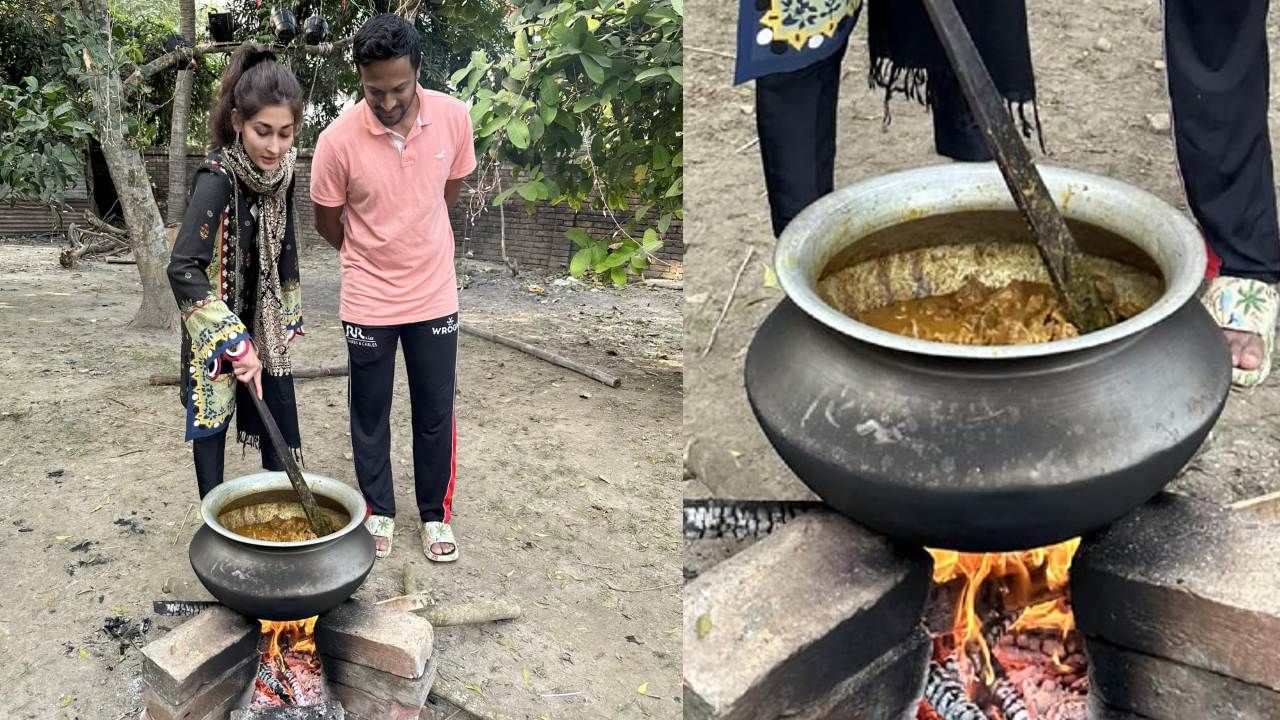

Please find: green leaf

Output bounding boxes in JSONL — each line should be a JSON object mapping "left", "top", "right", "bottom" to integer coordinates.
{"left": 603, "top": 247, "right": 635, "bottom": 269}
{"left": 630, "top": 253, "right": 649, "bottom": 271}
{"left": 657, "top": 214, "right": 673, "bottom": 234}
{"left": 539, "top": 104, "right": 557, "bottom": 125}
{"left": 507, "top": 118, "right": 531, "bottom": 149}
{"left": 610, "top": 266, "right": 627, "bottom": 287}
{"left": 667, "top": 65, "right": 684, "bottom": 85}
{"left": 516, "top": 180, "right": 545, "bottom": 201}
{"left": 449, "top": 65, "right": 472, "bottom": 86}
{"left": 571, "top": 96, "right": 600, "bottom": 113}
{"left": 566, "top": 228, "right": 593, "bottom": 248}
{"left": 642, "top": 229, "right": 662, "bottom": 253}
{"left": 663, "top": 177, "right": 683, "bottom": 198}
{"left": 634, "top": 67, "right": 667, "bottom": 82}
{"left": 569, "top": 248, "right": 591, "bottom": 277}
{"left": 540, "top": 77, "right": 559, "bottom": 106}
{"left": 580, "top": 55, "right": 605, "bottom": 84}
{"left": 510, "top": 60, "right": 531, "bottom": 81}
{"left": 515, "top": 28, "right": 529, "bottom": 58}
{"left": 491, "top": 186, "right": 519, "bottom": 205}
{"left": 672, "top": 0, "right": 684, "bottom": 16}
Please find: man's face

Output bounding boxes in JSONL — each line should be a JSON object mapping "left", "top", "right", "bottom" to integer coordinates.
{"left": 358, "top": 55, "right": 418, "bottom": 129}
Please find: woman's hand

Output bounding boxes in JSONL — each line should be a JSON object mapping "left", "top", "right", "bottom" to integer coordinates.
{"left": 231, "top": 345, "right": 264, "bottom": 399}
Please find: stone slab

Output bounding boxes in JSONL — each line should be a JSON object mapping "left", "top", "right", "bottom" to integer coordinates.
{"left": 141, "top": 606, "right": 257, "bottom": 706}
{"left": 322, "top": 652, "right": 438, "bottom": 708}
{"left": 143, "top": 658, "right": 253, "bottom": 720}
{"left": 1087, "top": 637, "right": 1280, "bottom": 720}
{"left": 318, "top": 601, "right": 434, "bottom": 680}
{"left": 683, "top": 512, "right": 931, "bottom": 720}
{"left": 792, "top": 624, "right": 931, "bottom": 720}
{"left": 1073, "top": 493, "right": 1280, "bottom": 691}
{"left": 331, "top": 682, "right": 423, "bottom": 720}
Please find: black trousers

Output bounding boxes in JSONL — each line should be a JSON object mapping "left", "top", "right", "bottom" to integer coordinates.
{"left": 1165, "top": 0, "right": 1280, "bottom": 283}
{"left": 344, "top": 313, "right": 459, "bottom": 524}
{"left": 755, "top": 40, "right": 990, "bottom": 237}
{"left": 193, "top": 425, "right": 285, "bottom": 498}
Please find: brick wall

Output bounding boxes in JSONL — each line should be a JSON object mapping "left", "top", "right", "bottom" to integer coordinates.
{"left": 140, "top": 150, "right": 684, "bottom": 278}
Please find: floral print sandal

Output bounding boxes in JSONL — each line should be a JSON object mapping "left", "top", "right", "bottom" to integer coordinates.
{"left": 364, "top": 515, "right": 395, "bottom": 559}
{"left": 422, "top": 521, "right": 458, "bottom": 563}
{"left": 1202, "top": 276, "right": 1280, "bottom": 387}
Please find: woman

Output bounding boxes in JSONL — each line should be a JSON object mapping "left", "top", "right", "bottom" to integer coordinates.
{"left": 168, "top": 44, "right": 305, "bottom": 497}
{"left": 736, "top": 0, "right": 1039, "bottom": 237}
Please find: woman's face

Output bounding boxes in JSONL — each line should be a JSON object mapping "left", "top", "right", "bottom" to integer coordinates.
{"left": 232, "top": 105, "right": 296, "bottom": 172}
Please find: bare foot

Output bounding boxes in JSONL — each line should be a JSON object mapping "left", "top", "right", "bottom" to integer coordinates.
{"left": 429, "top": 542, "right": 455, "bottom": 556}
{"left": 1225, "top": 329, "right": 1265, "bottom": 370}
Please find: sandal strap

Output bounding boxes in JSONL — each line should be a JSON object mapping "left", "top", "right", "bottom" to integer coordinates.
{"left": 1203, "top": 276, "right": 1280, "bottom": 336}
{"left": 423, "top": 521, "right": 455, "bottom": 545}
{"left": 365, "top": 515, "right": 395, "bottom": 538}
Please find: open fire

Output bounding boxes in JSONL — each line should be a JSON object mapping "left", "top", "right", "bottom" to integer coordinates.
{"left": 247, "top": 616, "right": 330, "bottom": 709}
{"left": 918, "top": 539, "right": 1088, "bottom": 720}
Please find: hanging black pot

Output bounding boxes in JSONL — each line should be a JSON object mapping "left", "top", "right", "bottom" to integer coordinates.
{"left": 303, "top": 14, "right": 329, "bottom": 45}
{"left": 271, "top": 7, "right": 299, "bottom": 45}
{"left": 207, "top": 12, "right": 236, "bottom": 43}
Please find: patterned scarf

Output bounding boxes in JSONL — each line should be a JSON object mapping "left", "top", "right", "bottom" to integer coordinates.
{"left": 220, "top": 140, "right": 298, "bottom": 376}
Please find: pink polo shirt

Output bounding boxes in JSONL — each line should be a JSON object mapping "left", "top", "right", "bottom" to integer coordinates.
{"left": 310, "top": 85, "right": 476, "bottom": 326}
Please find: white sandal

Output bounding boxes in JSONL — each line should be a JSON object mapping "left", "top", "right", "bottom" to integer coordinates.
{"left": 422, "top": 521, "right": 458, "bottom": 563}
{"left": 1201, "top": 276, "right": 1279, "bottom": 387}
{"left": 365, "top": 515, "right": 395, "bottom": 559}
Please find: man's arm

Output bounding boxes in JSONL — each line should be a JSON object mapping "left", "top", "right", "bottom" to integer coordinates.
{"left": 444, "top": 178, "right": 465, "bottom": 209}
{"left": 314, "top": 203, "right": 345, "bottom": 251}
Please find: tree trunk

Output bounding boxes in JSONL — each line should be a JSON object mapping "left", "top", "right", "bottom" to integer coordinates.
{"left": 165, "top": 0, "right": 196, "bottom": 224}
{"left": 165, "top": 71, "right": 194, "bottom": 223}
{"left": 76, "top": 0, "right": 177, "bottom": 330}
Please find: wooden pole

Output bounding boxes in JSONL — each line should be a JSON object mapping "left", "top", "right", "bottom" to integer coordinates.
{"left": 148, "top": 365, "right": 348, "bottom": 386}
{"left": 461, "top": 324, "right": 621, "bottom": 388}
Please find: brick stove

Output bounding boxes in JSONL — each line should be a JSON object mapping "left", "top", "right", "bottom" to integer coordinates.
{"left": 138, "top": 601, "right": 447, "bottom": 720}
{"left": 682, "top": 493, "right": 1280, "bottom": 720}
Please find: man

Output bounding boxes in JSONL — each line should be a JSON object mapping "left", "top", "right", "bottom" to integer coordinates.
{"left": 1164, "top": 0, "right": 1280, "bottom": 387}
{"left": 310, "top": 13, "right": 475, "bottom": 561}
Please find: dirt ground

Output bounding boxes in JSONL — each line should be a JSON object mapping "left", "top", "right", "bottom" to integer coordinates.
{"left": 684, "top": 0, "right": 1280, "bottom": 510}
{"left": 0, "top": 243, "right": 683, "bottom": 720}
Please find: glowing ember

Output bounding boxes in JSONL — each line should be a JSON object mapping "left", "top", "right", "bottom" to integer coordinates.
{"left": 249, "top": 616, "right": 329, "bottom": 708}
{"left": 919, "top": 539, "right": 1087, "bottom": 720}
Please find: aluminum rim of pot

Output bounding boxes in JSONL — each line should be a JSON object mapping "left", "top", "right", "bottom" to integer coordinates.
{"left": 773, "top": 163, "right": 1205, "bottom": 358}
{"left": 199, "top": 470, "right": 365, "bottom": 548}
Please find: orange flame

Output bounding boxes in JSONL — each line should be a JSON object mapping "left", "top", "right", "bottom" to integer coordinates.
{"left": 926, "top": 538, "right": 1080, "bottom": 685}
{"left": 260, "top": 616, "right": 318, "bottom": 660}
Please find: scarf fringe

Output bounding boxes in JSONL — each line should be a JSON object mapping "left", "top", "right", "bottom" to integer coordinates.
{"left": 868, "top": 56, "right": 1046, "bottom": 152}
{"left": 237, "top": 430, "right": 305, "bottom": 466}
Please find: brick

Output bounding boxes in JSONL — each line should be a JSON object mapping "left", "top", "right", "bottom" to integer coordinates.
{"left": 791, "top": 624, "right": 930, "bottom": 720}
{"left": 682, "top": 512, "right": 931, "bottom": 720}
{"left": 331, "top": 682, "right": 422, "bottom": 720}
{"left": 143, "top": 658, "right": 253, "bottom": 720}
{"left": 141, "top": 606, "right": 257, "bottom": 706}
{"left": 1087, "top": 637, "right": 1280, "bottom": 720}
{"left": 322, "top": 652, "right": 437, "bottom": 707}
{"left": 318, "top": 602, "right": 433, "bottom": 679}
{"left": 1073, "top": 493, "right": 1280, "bottom": 690}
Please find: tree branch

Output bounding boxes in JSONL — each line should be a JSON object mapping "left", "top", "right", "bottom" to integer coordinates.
{"left": 123, "top": 37, "right": 355, "bottom": 91}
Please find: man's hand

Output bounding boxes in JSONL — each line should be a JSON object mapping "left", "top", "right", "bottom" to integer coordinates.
{"left": 314, "top": 203, "right": 345, "bottom": 251}
{"left": 232, "top": 349, "right": 264, "bottom": 400}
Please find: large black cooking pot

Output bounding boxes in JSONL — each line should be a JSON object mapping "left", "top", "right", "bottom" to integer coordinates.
{"left": 190, "top": 472, "right": 375, "bottom": 620}
{"left": 745, "top": 164, "right": 1230, "bottom": 551}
